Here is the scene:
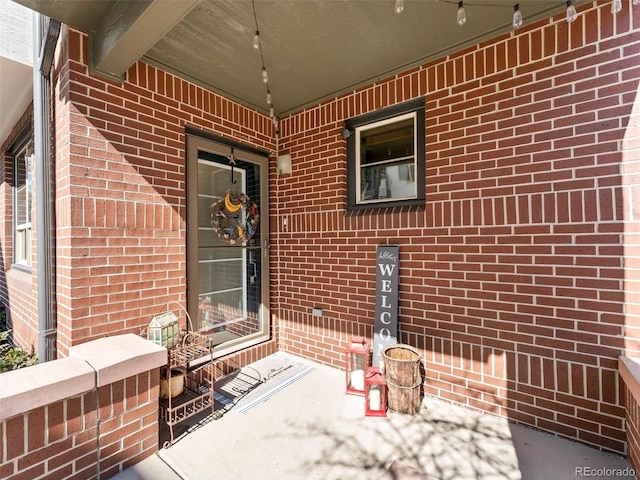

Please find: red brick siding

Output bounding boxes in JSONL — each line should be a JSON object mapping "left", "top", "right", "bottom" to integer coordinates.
{"left": 274, "top": 1, "right": 639, "bottom": 453}
{"left": 52, "top": 27, "right": 276, "bottom": 356}
{"left": 0, "top": 370, "right": 159, "bottom": 480}
{"left": 4, "top": 0, "right": 637, "bottom": 458}
{"left": 97, "top": 371, "right": 160, "bottom": 479}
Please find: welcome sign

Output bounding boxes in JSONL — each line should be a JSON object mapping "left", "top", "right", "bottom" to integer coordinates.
{"left": 372, "top": 245, "right": 399, "bottom": 370}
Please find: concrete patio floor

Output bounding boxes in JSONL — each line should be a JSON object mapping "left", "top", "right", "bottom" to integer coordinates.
{"left": 113, "top": 352, "right": 634, "bottom": 480}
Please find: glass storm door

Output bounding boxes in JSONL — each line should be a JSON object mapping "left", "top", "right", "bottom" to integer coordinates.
{"left": 187, "top": 134, "right": 269, "bottom": 358}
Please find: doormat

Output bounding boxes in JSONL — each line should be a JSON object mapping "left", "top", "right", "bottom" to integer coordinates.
{"left": 213, "top": 352, "right": 316, "bottom": 414}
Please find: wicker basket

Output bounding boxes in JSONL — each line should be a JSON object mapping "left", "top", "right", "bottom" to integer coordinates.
{"left": 382, "top": 344, "right": 423, "bottom": 415}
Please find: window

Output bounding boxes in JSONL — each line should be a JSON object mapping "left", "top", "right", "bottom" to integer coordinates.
{"left": 346, "top": 98, "right": 425, "bottom": 209}
{"left": 12, "top": 127, "right": 33, "bottom": 267}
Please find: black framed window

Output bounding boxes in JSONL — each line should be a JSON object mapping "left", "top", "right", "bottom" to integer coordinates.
{"left": 346, "top": 98, "right": 425, "bottom": 210}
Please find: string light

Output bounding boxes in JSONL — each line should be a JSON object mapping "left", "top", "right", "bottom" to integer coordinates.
{"left": 396, "top": 0, "right": 527, "bottom": 27}
{"left": 566, "top": 0, "right": 578, "bottom": 22}
{"left": 611, "top": 0, "right": 622, "bottom": 13}
{"left": 512, "top": 4, "right": 523, "bottom": 28}
{"left": 457, "top": 1, "right": 467, "bottom": 25}
{"left": 251, "top": 0, "right": 279, "bottom": 132}
{"left": 391, "top": 0, "right": 640, "bottom": 25}
{"left": 392, "top": 0, "right": 630, "bottom": 27}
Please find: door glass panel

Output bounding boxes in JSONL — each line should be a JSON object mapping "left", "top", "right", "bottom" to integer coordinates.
{"left": 195, "top": 151, "right": 264, "bottom": 350}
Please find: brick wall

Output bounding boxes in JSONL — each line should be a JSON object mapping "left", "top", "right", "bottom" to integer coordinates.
{"left": 1, "top": 390, "right": 98, "bottom": 480}
{"left": 4, "top": 0, "right": 638, "bottom": 458}
{"left": 3, "top": 21, "right": 280, "bottom": 371}
{"left": 52, "top": 26, "right": 276, "bottom": 356}
{"left": 274, "top": 0, "right": 640, "bottom": 454}
{"left": 0, "top": 334, "right": 165, "bottom": 480}
{"left": 0, "top": 372, "right": 158, "bottom": 480}
{"left": 96, "top": 372, "right": 160, "bottom": 479}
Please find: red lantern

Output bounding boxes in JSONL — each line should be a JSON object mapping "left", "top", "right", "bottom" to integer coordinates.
{"left": 365, "top": 367, "right": 387, "bottom": 417}
{"left": 345, "top": 336, "right": 369, "bottom": 395}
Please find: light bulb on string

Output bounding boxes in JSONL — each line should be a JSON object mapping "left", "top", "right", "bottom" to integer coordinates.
{"left": 395, "top": 0, "right": 404, "bottom": 14}
{"left": 261, "top": 66, "right": 269, "bottom": 83}
{"left": 457, "top": 1, "right": 467, "bottom": 25}
{"left": 512, "top": 4, "right": 523, "bottom": 28}
{"left": 566, "top": 0, "right": 578, "bottom": 22}
{"left": 269, "top": 105, "right": 274, "bottom": 118}
{"left": 611, "top": 0, "right": 622, "bottom": 13}
{"left": 266, "top": 89, "right": 272, "bottom": 105}
{"left": 253, "top": 30, "right": 260, "bottom": 49}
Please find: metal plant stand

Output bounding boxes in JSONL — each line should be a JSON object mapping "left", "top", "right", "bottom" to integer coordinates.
{"left": 159, "top": 331, "right": 214, "bottom": 447}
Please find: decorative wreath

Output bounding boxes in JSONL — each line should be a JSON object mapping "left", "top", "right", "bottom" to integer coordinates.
{"left": 210, "top": 191, "right": 259, "bottom": 244}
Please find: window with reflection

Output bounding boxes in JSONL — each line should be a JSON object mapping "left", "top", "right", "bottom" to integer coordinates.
{"left": 346, "top": 99, "right": 425, "bottom": 210}
{"left": 12, "top": 126, "right": 33, "bottom": 267}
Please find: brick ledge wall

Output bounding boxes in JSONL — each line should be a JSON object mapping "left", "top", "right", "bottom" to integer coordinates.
{"left": 0, "top": 334, "right": 166, "bottom": 480}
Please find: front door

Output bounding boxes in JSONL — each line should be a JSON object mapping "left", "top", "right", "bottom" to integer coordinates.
{"left": 186, "top": 134, "right": 269, "bottom": 357}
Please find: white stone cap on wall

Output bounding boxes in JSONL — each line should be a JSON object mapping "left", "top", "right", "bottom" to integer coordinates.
{"left": 0, "top": 357, "right": 94, "bottom": 420}
{"left": 69, "top": 333, "right": 167, "bottom": 387}
{"left": 0, "top": 333, "right": 167, "bottom": 420}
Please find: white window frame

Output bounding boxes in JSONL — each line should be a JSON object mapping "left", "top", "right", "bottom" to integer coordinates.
{"left": 12, "top": 130, "right": 33, "bottom": 268}
{"left": 355, "top": 111, "right": 418, "bottom": 205}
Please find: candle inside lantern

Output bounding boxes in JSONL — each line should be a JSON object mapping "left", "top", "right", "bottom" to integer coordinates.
{"left": 350, "top": 369, "right": 365, "bottom": 391}
{"left": 369, "top": 386, "right": 381, "bottom": 410}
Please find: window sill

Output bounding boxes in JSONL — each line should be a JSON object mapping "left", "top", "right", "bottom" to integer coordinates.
{"left": 346, "top": 198, "right": 425, "bottom": 211}
{"left": 10, "top": 263, "right": 32, "bottom": 274}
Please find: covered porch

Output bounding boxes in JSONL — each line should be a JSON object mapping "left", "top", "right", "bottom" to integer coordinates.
{"left": 1, "top": 0, "right": 640, "bottom": 478}
{"left": 115, "top": 351, "right": 634, "bottom": 480}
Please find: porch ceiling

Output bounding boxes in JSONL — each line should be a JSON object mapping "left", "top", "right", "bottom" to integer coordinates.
{"left": 14, "top": 0, "right": 587, "bottom": 117}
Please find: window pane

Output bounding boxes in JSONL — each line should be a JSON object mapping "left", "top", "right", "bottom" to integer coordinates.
{"left": 16, "top": 151, "right": 31, "bottom": 226}
{"left": 360, "top": 160, "right": 416, "bottom": 201}
{"left": 360, "top": 117, "right": 414, "bottom": 165}
{"left": 199, "top": 258, "right": 243, "bottom": 293}
{"left": 195, "top": 151, "right": 264, "bottom": 350}
{"left": 13, "top": 132, "right": 32, "bottom": 266}
{"left": 356, "top": 113, "right": 416, "bottom": 204}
